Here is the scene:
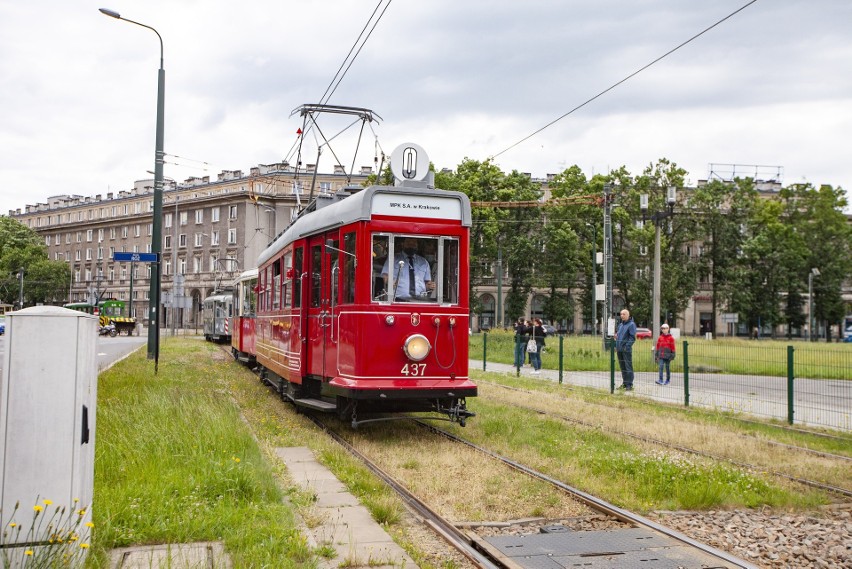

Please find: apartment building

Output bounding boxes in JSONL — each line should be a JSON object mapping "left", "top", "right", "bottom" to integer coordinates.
{"left": 10, "top": 162, "right": 370, "bottom": 327}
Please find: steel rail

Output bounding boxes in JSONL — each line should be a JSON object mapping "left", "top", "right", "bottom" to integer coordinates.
{"left": 418, "top": 421, "right": 759, "bottom": 569}
{"left": 480, "top": 379, "right": 852, "bottom": 497}
{"left": 306, "top": 415, "right": 507, "bottom": 569}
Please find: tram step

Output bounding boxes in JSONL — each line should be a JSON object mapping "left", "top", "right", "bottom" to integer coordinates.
{"left": 294, "top": 398, "right": 337, "bottom": 412}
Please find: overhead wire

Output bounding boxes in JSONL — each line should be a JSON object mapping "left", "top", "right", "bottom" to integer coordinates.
{"left": 491, "top": 0, "right": 760, "bottom": 160}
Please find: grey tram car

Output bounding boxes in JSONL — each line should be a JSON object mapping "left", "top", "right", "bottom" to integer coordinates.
{"left": 202, "top": 289, "right": 234, "bottom": 343}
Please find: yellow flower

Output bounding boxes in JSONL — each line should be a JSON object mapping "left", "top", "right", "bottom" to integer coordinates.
{"left": 9, "top": 522, "right": 16, "bottom": 528}
{"left": 85, "top": 522, "right": 95, "bottom": 528}
{"left": 77, "top": 509, "right": 87, "bottom": 516}
{"left": 25, "top": 550, "right": 33, "bottom": 556}
{"left": 232, "top": 456, "right": 241, "bottom": 463}
{"left": 43, "top": 499, "right": 53, "bottom": 506}
{"left": 80, "top": 543, "right": 90, "bottom": 549}
{"left": 33, "top": 505, "right": 43, "bottom": 513}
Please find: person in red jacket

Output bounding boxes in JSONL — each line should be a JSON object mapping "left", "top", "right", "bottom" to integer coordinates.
{"left": 655, "top": 324, "right": 676, "bottom": 385}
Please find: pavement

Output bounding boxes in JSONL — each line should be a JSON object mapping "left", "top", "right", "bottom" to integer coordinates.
{"left": 107, "top": 447, "right": 414, "bottom": 569}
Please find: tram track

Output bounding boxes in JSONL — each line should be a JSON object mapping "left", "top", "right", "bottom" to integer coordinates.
{"left": 480, "top": 379, "right": 852, "bottom": 499}
{"left": 305, "top": 410, "right": 756, "bottom": 569}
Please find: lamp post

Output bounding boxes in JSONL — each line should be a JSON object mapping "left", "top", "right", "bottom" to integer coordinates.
{"left": 640, "top": 186, "right": 677, "bottom": 343}
{"left": 808, "top": 267, "right": 820, "bottom": 342}
{"left": 99, "top": 8, "right": 165, "bottom": 366}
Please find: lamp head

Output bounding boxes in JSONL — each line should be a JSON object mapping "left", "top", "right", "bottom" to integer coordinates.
{"left": 640, "top": 194, "right": 649, "bottom": 212}
{"left": 666, "top": 186, "right": 677, "bottom": 205}
{"left": 99, "top": 8, "right": 121, "bottom": 18}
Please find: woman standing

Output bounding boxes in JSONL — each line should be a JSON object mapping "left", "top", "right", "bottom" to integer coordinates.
{"left": 529, "top": 318, "right": 547, "bottom": 374}
{"left": 655, "top": 324, "right": 676, "bottom": 385}
{"left": 513, "top": 318, "right": 530, "bottom": 369}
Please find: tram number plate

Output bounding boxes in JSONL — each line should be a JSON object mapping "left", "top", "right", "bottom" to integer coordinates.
{"left": 400, "top": 363, "right": 426, "bottom": 376}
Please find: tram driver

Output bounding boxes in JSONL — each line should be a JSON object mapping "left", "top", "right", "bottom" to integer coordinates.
{"left": 381, "top": 236, "right": 436, "bottom": 301}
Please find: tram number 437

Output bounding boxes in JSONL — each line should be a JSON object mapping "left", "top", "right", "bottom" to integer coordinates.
{"left": 401, "top": 363, "right": 427, "bottom": 376}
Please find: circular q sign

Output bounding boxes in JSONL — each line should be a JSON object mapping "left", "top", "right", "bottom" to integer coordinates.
{"left": 390, "top": 142, "right": 430, "bottom": 182}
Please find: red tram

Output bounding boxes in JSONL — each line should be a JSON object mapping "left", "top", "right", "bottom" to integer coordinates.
{"left": 231, "top": 268, "right": 258, "bottom": 364}
{"left": 249, "top": 143, "right": 476, "bottom": 426}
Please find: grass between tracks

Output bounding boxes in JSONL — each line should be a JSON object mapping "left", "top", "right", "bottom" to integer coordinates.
{"left": 90, "top": 338, "right": 847, "bottom": 567}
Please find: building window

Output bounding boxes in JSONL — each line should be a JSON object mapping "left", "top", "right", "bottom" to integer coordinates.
{"left": 98, "top": 229, "right": 104, "bottom": 242}
{"left": 210, "top": 255, "right": 218, "bottom": 272}
{"left": 97, "top": 247, "right": 103, "bottom": 260}
{"left": 86, "top": 248, "right": 92, "bottom": 261}
{"left": 135, "top": 225, "right": 141, "bottom": 237}
{"left": 193, "top": 256, "right": 202, "bottom": 273}
{"left": 227, "top": 228, "right": 237, "bottom": 244}
{"left": 165, "top": 234, "right": 172, "bottom": 249}
{"left": 179, "top": 257, "right": 187, "bottom": 275}
{"left": 229, "top": 205, "right": 238, "bottom": 219}
{"left": 75, "top": 250, "right": 81, "bottom": 261}
{"left": 76, "top": 232, "right": 82, "bottom": 243}
{"left": 165, "top": 213, "right": 173, "bottom": 229}
{"left": 109, "top": 246, "right": 115, "bottom": 258}
{"left": 87, "top": 229, "right": 93, "bottom": 242}
{"left": 180, "top": 212, "right": 188, "bottom": 226}
{"left": 66, "top": 233, "right": 71, "bottom": 244}
{"left": 320, "top": 181, "right": 332, "bottom": 193}
{"left": 210, "top": 231, "right": 219, "bottom": 246}
{"left": 45, "top": 236, "right": 51, "bottom": 246}
{"left": 178, "top": 234, "right": 187, "bottom": 248}
{"left": 211, "top": 207, "right": 220, "bottom": 222}
{"left": 195, "top": 209, "right": 203, "bottom": 224}
{"left": 194, "top": 233, "right": 205, "bottom": 247}
{"left": 122, "top": 226, "right": 128, "bottom": 238}
{"left": 54, "top": 234, "right": 61, "bottom": 245}
{"left": 164, "top": 260, "right": 171, "bottom": 275}
{"left": 110, "top": 227, "right": 116, "bottom": 240}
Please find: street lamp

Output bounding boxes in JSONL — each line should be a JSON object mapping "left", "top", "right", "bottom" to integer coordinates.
{"left": 640, "top": 186, "right": 677, "bottom": 343}
{"left": 100, "top": 7, "right": 165, "bottom": 366}
{"left": 808, "top": 267, "right": 820, "bottom": 342}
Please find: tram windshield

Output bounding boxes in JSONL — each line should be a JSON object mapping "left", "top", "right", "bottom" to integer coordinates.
{"left": 372, "top": 234, "right": 459, "bottom": 304}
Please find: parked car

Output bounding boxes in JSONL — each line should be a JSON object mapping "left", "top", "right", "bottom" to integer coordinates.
{"left": 635, "top": 327, "right": 652, "bottom": 339}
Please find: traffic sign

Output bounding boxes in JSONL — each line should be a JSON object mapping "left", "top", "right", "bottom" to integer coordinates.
{"left": 113, "top": 252, "right": 159, "bottom": 263}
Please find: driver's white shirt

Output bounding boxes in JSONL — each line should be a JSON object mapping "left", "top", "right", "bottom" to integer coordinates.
{"left": 382, "top": 252, "right": 432, "bottom": 299}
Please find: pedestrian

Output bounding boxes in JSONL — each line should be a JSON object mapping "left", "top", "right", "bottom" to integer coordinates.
{"left": 616, "top": 309, "right": 637, "bottom": 390}
{"left": 654, "top": 323, "right": 675, "bottom": 385}
{"left": 528, "top": 318, "right": 547, "bottom": 374}
{"left": 513, "top": 317, "right": 530, "bottom": 369}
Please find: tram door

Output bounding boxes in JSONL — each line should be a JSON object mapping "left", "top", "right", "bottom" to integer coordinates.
{"left": 305, "top": 235, "right": 338, "bottom": 381}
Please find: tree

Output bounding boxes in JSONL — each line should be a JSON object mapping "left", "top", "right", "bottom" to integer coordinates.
{"left": 0, "top": 217, "right": 71, "bottom": 307}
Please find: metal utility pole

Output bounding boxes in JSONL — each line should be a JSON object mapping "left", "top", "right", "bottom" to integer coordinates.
{"left": 17, "top": 269, "right": 24, "bottom": 309}
{"left": 99, "top": 8, "right": 166, "bottom": 366}
{"left": 603, "top": 184, "right": 613, "bottom": 348}
{"left": 496, "top": 244, "right": 503, "bottom": 328}
{"left": 808, "top": 267, "right": 820, "bottom": 341}
{"left": 640, "top": 187, "right": 677, "bottom": 343}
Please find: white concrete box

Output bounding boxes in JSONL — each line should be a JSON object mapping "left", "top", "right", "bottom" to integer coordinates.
{"left": 0, "top": 306, "right": 98, "bottom": 550}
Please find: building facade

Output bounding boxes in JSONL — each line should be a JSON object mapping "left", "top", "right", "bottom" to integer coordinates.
{"left": 10, "top": 163, "right": 370, "bottom": 328}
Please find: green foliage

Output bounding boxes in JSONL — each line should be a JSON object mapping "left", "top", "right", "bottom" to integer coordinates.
{"left": 0, "top": 217, "right": 70, "bottom": 306}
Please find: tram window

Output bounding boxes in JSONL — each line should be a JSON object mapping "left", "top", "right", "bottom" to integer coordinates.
{"left": 282, "top": 251, "right": 292, "bottom": 307}
{"left": 293, "top": 248, "right": 303, "bottom": 308}
{"left": 310, "top": 244, "right": 322, "bottom": 308}
{"left": 328, "top": 238, "right": 340, "bottom": 306}
{"left": 371, "top": 235, "right": 389, "bottom": 300}
{"left": 243, "top": 278, "right": 257, "bottom": 317}
{"left": 376, "top": 235, "right": 443, "bottom": 304}
{"left": 272, "top": 260, "right": 281, "bottom": 310}
{"left": 342, "top": 232, "right": 355, "bottom": 304}
{"left": 440, "top": 238, "right": 460, "bottom": 304}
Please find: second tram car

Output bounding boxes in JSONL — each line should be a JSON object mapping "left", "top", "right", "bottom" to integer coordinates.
{"left": 202, "top": 289, "right": 234, "bottom": 343}
{"left": 231, "top": 269, "right": 258, "bottom": 364}
{"left": 253, "top": 142, "right": 476, "bottom": 426}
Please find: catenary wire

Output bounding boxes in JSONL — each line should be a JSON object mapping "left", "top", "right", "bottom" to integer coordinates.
{"left": 491, "top": 0, "right": 760, "bottom": 160}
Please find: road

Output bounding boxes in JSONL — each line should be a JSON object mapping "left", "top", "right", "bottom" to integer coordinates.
{"left": 0, "top": 332, "right": 147, "bottom": 375}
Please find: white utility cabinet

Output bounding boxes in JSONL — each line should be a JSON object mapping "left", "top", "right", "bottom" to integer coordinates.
{"left": 0, "top": 306, "right": 97, "bottom": 548}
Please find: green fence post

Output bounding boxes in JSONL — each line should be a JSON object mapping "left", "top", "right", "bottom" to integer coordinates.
{"left": 482, "top": 332, "right": 487, "bottom": 371}
{"left": 683, "top": 340, "right": 689, "bottom": 407}
{"left": 558, "top": 335, "right": 564, "bottom": 384}
{"left": 787, "top": 345, "right": 795, "bottom": 425}
{"left": 609, "top": 338, "right": 615, "bottom": 393}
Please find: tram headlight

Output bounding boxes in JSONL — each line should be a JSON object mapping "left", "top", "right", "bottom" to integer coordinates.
{"left": 403, "top": 334, "right": 431, "bottom": 362}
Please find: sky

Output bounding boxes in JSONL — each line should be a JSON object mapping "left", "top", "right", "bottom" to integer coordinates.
{"left": 2, "top": 0, "right": 851, "bottom": 215}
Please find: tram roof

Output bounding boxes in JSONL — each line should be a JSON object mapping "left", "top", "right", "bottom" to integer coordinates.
{"left": 257, "top": 184, "right": 471, "bottom": 267}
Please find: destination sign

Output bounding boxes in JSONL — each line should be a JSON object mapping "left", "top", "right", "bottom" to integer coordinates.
{"left": 371, "top": 193, "right": 462, "bottom": 220}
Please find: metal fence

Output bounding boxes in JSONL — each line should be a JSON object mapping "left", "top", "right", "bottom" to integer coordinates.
{"left": 473, "top": 333, "right": 852, "bottom": 432}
